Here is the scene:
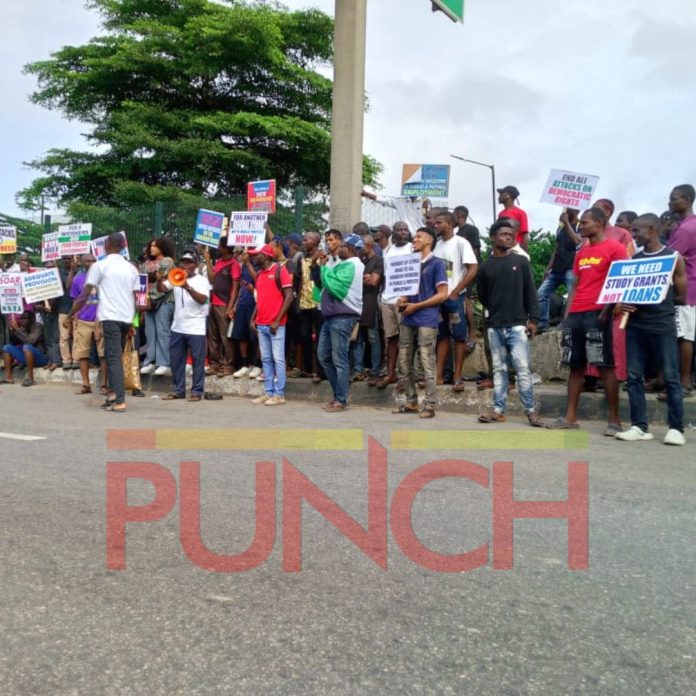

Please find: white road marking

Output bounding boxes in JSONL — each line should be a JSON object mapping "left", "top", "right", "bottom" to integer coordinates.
{"left": 0, "top": 432, "right": 46, "bottom": 442}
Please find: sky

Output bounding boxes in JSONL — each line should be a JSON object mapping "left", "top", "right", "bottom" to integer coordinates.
{"left": 2, "top": 0, "right": 696, "bottom": 233}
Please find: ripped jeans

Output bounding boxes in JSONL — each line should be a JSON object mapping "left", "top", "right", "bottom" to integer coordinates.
{"left": 488, "top": 326, "right": 535, "bottom": 414}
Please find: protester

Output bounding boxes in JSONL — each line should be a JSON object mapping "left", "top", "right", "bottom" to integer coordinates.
{"left": 231, "top": 249, "right": 261, "bottom": 379}
{"left": 248, "top": 244, "right": 294, "bottom": 405}
{"left": 138, "top": 238, "right": 175, "bottom": 376}
{"left": 316, "top": 233, "right": 364, "bottom": 411}
{"left": 361, "top": 190, "right": 424, "bottom": 236}
{"left": 72, "top": 232, "right": 139, "bottom": 412}
{"left": 615, "top": 211, "right": 637, "bottom": 231}
{"left": 476, "top": 220, "right": 543, "bottom": 426}
{"left": 537, "top": 208, "right": 581, "bottom": 333}
{"left": 296, "top": 232, "right": 323, "bottom": 383}
{"left": 497, "top": 186, "right": 529, "bottom": 251}
{"left": 377, "top": 222, "right": 413, "bottom": 388}
{"left": 159, "top": 250, "right": 210, "bottom": 402}
{"left": 433, "top": 211, "right": 478, "bottom": 391}
{"left": 393, "top": 227, "right": 448, "bottom": 418}
{"left": 373, "top": 224, "right": 391, "bottom": 255}
{"left": 454, "top": 206, "right": 481, "bottom": 262}
{"left": 284, "top": 233, "right": 304, "bottom": 377}
{"left": 52, "top": 257, "right": 77, "bottom": 370}
{"left": 546, "top": 207, "right": 627, "bottom": 433}
{"left": 1, "top": 311, "right": 48, "bottom": 386}
{"left": 615, "top": 214, "right": 687, "bottom": 445}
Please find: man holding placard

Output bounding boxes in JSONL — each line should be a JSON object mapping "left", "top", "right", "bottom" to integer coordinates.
{"left": 614, "top": 214, "right": 687, "bottom": 445}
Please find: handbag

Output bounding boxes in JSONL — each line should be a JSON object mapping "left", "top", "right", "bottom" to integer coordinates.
{"left": 122, "top": 335, "right": 142, "bottom": 391}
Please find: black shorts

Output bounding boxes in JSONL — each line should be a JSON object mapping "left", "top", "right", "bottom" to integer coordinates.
{"left": 562, "top": 311, "right": 614, "bottom": 369}
{"left": 231, "top": 302, "right": 255, "bottom": 341}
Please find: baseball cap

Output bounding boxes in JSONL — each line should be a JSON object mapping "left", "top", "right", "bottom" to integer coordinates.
{"left": 249, "top": 243, "right": 275, "bottom": 258}
{"left": 179, "top": 251, "right": 196, "bottom": 261}
{"left": 343, "top": 233, "right": 365, "bottom": 250}
{"left": 497, "top": 185, "right": 521, "bottom": 199}
{"left": 286, "top": 233, "right": 303, "bottom": 246}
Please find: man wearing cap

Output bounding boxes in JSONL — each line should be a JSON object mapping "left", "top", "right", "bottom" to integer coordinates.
{"left": 315, "top": 234, "right": 365, "bottom": 412}
{"left": 497, "top": 186, "right": 530, "bottom": 252}
{"left": 249, "top": 244, "right": 294, "bottom": 406}
{"left": 158, "top": 250, "right": 210, "bottom": 402}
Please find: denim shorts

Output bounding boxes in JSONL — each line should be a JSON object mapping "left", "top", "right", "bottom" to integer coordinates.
{"left": 562, "top": 311, "right": 614, "bottom": 369}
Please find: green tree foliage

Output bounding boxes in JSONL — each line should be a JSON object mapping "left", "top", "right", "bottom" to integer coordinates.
{"left": 18, "top": 0, "right": 380, "bottom": 211}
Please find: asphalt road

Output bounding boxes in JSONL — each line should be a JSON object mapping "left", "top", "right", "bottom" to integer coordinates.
{"left": 0, "top": 384, "right": 694, "bottom": 695}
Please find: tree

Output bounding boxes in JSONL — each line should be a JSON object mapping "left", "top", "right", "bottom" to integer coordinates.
{"left": 18, "top": 0, "right": 381, "bottom": 211}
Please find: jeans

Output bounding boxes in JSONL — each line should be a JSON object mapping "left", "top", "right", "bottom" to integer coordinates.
{"left": 488, "top": 326, "right": 535, "bottom": 414}
{"left": 257, "top": 324, "right": 286, "bottom": 397}
{"left": 144, "top": 302, "right": 174, "bottom": 367}
{"left": 537, "top": 270, "right": 575, "bottom": 330}
{"left": 170, "top": 331, "right": 206, "bottom": 397}
{"left": 318, "top": 316, "right": 357, "bottom": 405}
{"left": 626, "top": 327, "right": 683, "bottom": 432}
{"left": 398, "top": 325, "right": 438, "bottom": 408}
{"left": 102, "top": 320, "right": 131, "bottom": 405}
{"left": 43, "top": 312, "right": 61, "bottom": 364}
{"left": 352, "top": 325, "right": 382, "bottom": 377}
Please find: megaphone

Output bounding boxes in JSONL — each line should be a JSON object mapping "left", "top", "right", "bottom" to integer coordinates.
{"left": 168, "top": 268, "right": 187, "bottom": 287}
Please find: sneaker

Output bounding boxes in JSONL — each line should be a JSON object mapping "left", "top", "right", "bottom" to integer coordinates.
{"left": 615, "top": 425, "right": 654, "bottom": 442}
{"left": 185, "top": 364, "right": 193, "bottom": 375}
{"left": 154, "top": 366, "right": 171, "bottom": 376}
{"left": 264, "top": 396, "right": 286, "bottom": 406}
{"left": 663, "top": 429, "right": 686, "bottom": 446}
{"left": 252, "top": 394, "right": 270, "bottom": 404}
{"left": 603, "top": 423, "right": 622, "bottom": 437}
{"left": 248, "top": 366, "right": 262, "bottom": 379}
{"left": 288, "top": 367, "right": 303, "bottom": 378}
{"left": 140, "top": 363, "right": 155, "bottom": 375}
{"left": 233, "top": 366, "right": 250, "bottom": 378}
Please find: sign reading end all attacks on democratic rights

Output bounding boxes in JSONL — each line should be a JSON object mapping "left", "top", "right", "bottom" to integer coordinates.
{"left": 598, "top": 256, "right": 677, "bottom": 305}
{"left": 540, "top": 169, "right": 600, "bottom": 211}
{"left": 401, "top": 164, "right": 450, "bottom": 199}
{"left": 247, "top": 180, "right": 276, "bottom": 213}
{"left": 193, "top": 209, "right": 225, "bottom": 248}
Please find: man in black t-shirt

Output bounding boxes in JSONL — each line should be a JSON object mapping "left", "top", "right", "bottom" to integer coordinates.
{"left": 537, "top": 208, "right": 581, "bottom": 332}
{"left": 454, "top": 206, "right": 481, "bottom": 262}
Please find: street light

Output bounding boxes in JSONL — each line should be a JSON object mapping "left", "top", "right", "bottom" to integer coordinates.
{"left": 450, "top": 154, "right": 497, "bottom": 224}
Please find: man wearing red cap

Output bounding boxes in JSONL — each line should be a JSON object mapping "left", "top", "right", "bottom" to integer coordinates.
{"left": 497, "top": 185, "right": 529, "bottom": 251}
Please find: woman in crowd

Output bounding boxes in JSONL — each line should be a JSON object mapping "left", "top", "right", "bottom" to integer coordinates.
{"left": 1, "top": 310, "right": 48, "bottom": 386}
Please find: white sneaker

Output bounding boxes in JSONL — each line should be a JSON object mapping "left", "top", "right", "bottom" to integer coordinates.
{"left": 252, "top": 394, "right": 270, "bottom": 404}
{"left": 663, "top": 429, "right": 686, "bottom": 446}
{"left": 615, "top": 426, "right": 654, "bottom": 442}
{"left": 140, "top": 363, "right": 155, "bottom": 375}
{"left": 233, "top": 366, "right": 250, "bottom": 378}
{"left": 154, "top": 366, "right": 171, "bottom": 376}
{"left": 185, "top": 364, "right": 193, "bottom": 375}
{"left": 248, "top": 366, "right": 262, "bottom": 379}
{"left": 264, "top": 396, "right": 286, "bottom": 406}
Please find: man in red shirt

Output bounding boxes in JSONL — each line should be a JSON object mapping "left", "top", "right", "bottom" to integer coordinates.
{"left": 547, "top": 207, "right": 627, "bottom": 434}
{"left": 249, "top": 244, "right": 294, "bottom": 406}
{"left": 204, "top": 238, "right": 240, "bottom": 376}
{"left": 497, "top": 185, "right": 529, "bottom": 251}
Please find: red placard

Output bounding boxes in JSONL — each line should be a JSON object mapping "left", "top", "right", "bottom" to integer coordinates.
{"left": 247, "top": 179, "right": 276, "bottom": 213}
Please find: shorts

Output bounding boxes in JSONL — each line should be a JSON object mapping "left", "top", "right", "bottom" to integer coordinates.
{"left": 562, "top": 311, "right": 614, "bottom": 369}
{"left": 438, "top": 295, "right": 468, "bottom": 342}
{"left": 231, "top": 302, "right": 255, "bottom": 341}
{"left": 73, "top": 320, "right": 104, "bottom": 359}
{"left": 380, "top": 301, "right": 401, "bottom": 339}
{"left": 675, "top": 305, "right": 696, "bottom": 342}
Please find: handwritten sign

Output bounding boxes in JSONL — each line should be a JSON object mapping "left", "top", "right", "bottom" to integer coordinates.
{"left": 194, "top": 209, "right": 225, "bottom": 248}
{"left": 384, "top": 252, "right": 421, "bottom": 297}
{"left": 0, "top": 226, "right": 17, "bottom": 254}
{"left": 20, "top": 267, "right": 64, "bottom": 304}
{"left": 41, "top": 232, "right": 61, "bottom": 262}
{"left": 598, "top": 256, "right": 677, "bottom": 305}
{"left": 247, "top": 180, "right": 276, "bottom": 213}
{"left": 58, "top": 222, "right": 92, "bottom": 256}
{"left": 228, "top": 211, "right": 268, "bottom": 248}
{"left": 91, "top": 231, "right": 129, "bottom": 261}
{"left": 540, "top": 169, "right": 600, "bottom": 211}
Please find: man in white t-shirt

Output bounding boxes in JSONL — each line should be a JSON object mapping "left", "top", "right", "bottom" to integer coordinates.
{"left": 361, "top": 191, "right": 425, "bottom": 236}
{"left": 158, "top": 250, "right": 211, "bottom": 402}
{"left": 433, "top": 211, "right": 478, "bottom": 390}
{"left": 72, "top": 233, "right": 139, "bottom": 411}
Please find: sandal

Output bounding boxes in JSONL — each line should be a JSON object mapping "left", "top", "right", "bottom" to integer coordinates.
{"left": 545, "top": 417, "right": 580, "bottom": 430}
{"left": 324, "top": 402, "right": 347, "bottom": 412}
{"left": 367, "top": 378, "right": 379, "bottom": 387}
{"left": 99, "top": 386, "right": 109, "bottom": 396}
{"left": 477, "top": 378, "right": 494, "bottom": 390}
{"left": 162, "top": 393, "right": 184, "bottom": 400}
{"left": 187, "top": 395, "right": 202, "bottom": 402}
{"left": 478, "top": 411, "right": 506, "bottom": 423}
{"left": 47, "top": 363, "right": 58, "bottom": 372}
{"left": 0, "top": 378, "right": 14, "bottom": 384}
{"left": 376, "top": 376, "right": 397, "bottom": 389}
{"left": 453, "top": 380, "right": 466, "bottom": 392}
{"left": 526, "top": 411, "right": 545, "bottom": 428}
{"left": 103, "top": 404, "right": 127, "bottom": 413}
{"left": 603, "top": 423, "right": 622, "bottom": 437}
{"left": 75, "top": 385, "right": 92, "bottom": 395}
{"left": 21, "top": 378, "right": 35, "bottom": 387}
{"left": 419, "top": 406, "right": 435, "bottom": 419}
{"left": 393, "top": 403, "right": 419, "bottom": 414}
{"left": 312, "top": 374, "right": 322, "bottom": 384}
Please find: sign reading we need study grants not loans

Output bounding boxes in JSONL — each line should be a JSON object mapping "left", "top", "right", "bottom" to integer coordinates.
{"left": 540, "top": 169, "right": 599, "bottom": 211}
{"left": 597, "top": 256, "right": 677, "bottom": 306}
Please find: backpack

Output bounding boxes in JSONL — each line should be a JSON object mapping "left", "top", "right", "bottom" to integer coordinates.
{"left": 274, "top": 262, "right": 300, "bottom": 315}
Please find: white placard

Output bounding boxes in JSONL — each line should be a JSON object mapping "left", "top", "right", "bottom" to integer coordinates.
{"left": 58, "top": 222, "right": 93, "bottom": 256}
{"left": 228, "top": 212, "right": 268, "bottom": 248}
{"left": 384, "top": 252, "right": 421, "bottom": 297}
{"left": 540, "top": 169, "right": 600, "bottom": 211}
{"left": 20, "top": 267, "right": 64, "bottom": 303}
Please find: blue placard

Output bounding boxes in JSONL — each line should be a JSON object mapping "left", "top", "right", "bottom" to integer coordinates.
{"left": 194, "top": 209, "right": 225, "bottom": 248}
{"left": 599, "top": 256, "right": 677, "bottom": 305}
{"left": 401, "top": 164, "right": 451, "bottom": 198}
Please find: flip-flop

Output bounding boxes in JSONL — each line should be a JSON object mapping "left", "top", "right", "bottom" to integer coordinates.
{"left": 453, "top": 381, "right": 466, "bottom": 392}
{"left": 162, "top": 393, "right": 184, "bottom": 400}
{"left": 103, "top": 404, "right": 127, "bottom": 413}
{"left": 324, "top": 402, "right": 347, "bottom": 412}
{"left": 21, "top": 378, "right": 35, "bottom": 387}
{"left": 187, "top": 395, "right": 202, "bottom": 402}
{"left": 0, "top": 379, "right": 14, "bottom": 384}
{"left": 393, "top": 404, "right": 419, "bottom": 414}
{"left": 75, "top": 385, "right": 92, "bottom": 395}
{"left": 419, "top": 407, "right": 435, "bottom": 419}
{"left": 545, "top": 417, "right": 580, "bottom": 430}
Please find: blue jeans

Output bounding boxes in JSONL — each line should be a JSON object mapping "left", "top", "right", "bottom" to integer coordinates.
{"left": 144, "top": 302, "right": 174, "bottom": 367}
{"left": 3, "top": 344, "right": 49, "bottom": 367}
{"left": 257, "top": 324, "right": 286, "bottom": 397}
{"left": 537, "top": 270, "right": 575, "bottom": 330}
{"left": 626, "top": 327, "right": 683, "bottom": 432}
{"left": 488, "top": 326, "right": 535, "bottom": 414}
{"left": 318, "top": 316, "right": 357, "bottom": 405}
{"left": 170, "top": 331, "right": 206, "bottom": 397}
{"left": 352, "top": 325, "right": 382, "bottom": 377}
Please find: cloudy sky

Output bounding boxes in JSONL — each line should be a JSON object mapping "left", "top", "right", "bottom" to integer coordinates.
{"left": 3, "top": 0, "right": 696, "bottom": 232}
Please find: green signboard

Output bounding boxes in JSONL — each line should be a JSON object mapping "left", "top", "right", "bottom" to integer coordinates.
{"left": 432, "top": 0, "right": 464, "bottom": 23}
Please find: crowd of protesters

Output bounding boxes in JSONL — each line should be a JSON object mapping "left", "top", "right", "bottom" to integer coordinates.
{"left": 1, "top": 183, "right": 695, "bottom": 443}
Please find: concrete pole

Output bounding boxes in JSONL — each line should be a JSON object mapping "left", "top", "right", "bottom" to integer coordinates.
{"left": 329, "top": 0, "right": 367, "bottom": 231}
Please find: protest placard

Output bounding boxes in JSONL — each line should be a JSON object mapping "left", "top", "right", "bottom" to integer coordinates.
{"left": 228, "top": 212, "right": 268, "bottom": 248}
{"left": 540, "top": 169, "right": 600, "bottom": 211}
{"left": 0, "top": 285, "right": 23, "bottom": 315}
{"left": 41, "top": 231, "right": 61, "bottom": 262}
{"left": 597, "top": 256, "right": 677, "bottom": 305}
{"left": 384, "top": 252, "right": 421, "bottom": 297}
{"left": 136, "top": 273, "right": 148, "bottom": 307}
{"left": 20, "top": 267, "right": 64, "bottom": 304}
{"left": 247, "top": 180, "right": 276, "bottom": 213}
{"left": 58, "top": 222, "right": 92, "bottom": 256}
{"left": 194, "top": 209, "right": 225, "bottom": 248}
{"left": 401, "top": 164, "right": 450, "bottom": 198}
{"left": 91, "top": 231, "right": 129, "bottom": 261}
{"left": 0, "top": 272, "right": 22, "bottom": 290}
{"left": 0, "top": 225, "right": 17, "bottom": 254}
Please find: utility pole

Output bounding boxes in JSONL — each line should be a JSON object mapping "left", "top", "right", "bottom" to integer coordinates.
{"left": 329, "top": 0, "right": 367, "bottom": 231}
